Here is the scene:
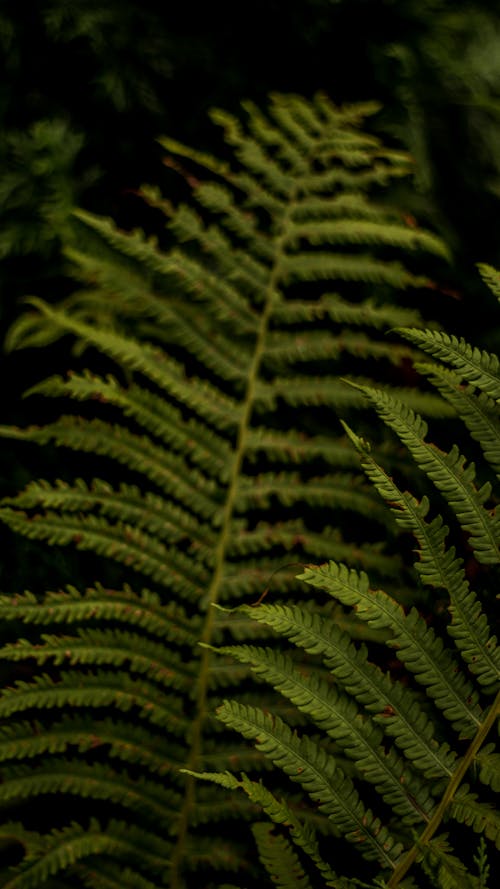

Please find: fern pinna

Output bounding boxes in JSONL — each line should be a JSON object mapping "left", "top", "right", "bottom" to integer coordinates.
{"left": 194, "top": 265, "right": 500, "bottom": 888}
{"left": 0, "top": 94, "right": 449, "bottom": 888}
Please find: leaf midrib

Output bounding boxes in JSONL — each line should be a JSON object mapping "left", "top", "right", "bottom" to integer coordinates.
{"left": 168, "top": 181, "right": 301, "bottom": 887}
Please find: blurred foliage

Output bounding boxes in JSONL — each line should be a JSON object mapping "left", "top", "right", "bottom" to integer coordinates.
{"left": 380, "top": 3, "right": 500, "bottom": 266}
{"left": 1, "top": 1, "right": 499, "bottom": 285}
{"left": 0, "top": 120, "right": 97, "bottom": 262}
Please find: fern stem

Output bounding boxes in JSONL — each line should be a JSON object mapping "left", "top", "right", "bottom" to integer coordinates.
{"left": 168, "top": 190, "right": 298, "bottom": 889}
{"left": 387, "top": 688, "right": 500, "bottom": 887}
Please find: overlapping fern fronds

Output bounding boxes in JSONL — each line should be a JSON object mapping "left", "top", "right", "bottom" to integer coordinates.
{"left": 0, "top": 94, "right": 450, "bottom": 888}
{"left": 194, "top": 265, "right": 500, "bottom": 887}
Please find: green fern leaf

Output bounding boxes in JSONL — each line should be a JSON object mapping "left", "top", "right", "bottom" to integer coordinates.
{"left": 0, "top": 92, "right": 454, "bottom": 887}
{"left": 0, "top": 762, "right": 180, "bottom": 827}
{"left": 216, "top": 700, "right": 404, "bottom": 868}
{"left": 414, "top": 363, "right": 500, "bottom": 479}
{"left": 208, "top": 643, "right": 433, "bottom": 824}
{"left": 419, "top": 833, "right": 479, "bottom": 889}
{"left": 299, "top": 562, "right": 483, "bottom": 736}
{"left": 450, "top": 786, "right": 500, "bottom": 849}
{"left": 252, "top": 822, "right": 314, "bottom": 889}
{"left": 475, "top": 745, "right": 500, "bottom": 792}
{"left": 341, "top": 423, "right": 500, "bottom": 689}
{"left": 477, "top": 263, "right": 500, "bottom": 303}
{"left": 218, "top": 601, "right": 457, "bottom": 780}
{"left": 396, "top": 328, "right": 500, "bottom": 401}
{"left": 349, "top": 384, "right": 500, "bottom": 564}
{"left": 2, "top": 820, "right": 171, "bottom": 889}
{"left": 183, "top": 769, "right": 342, "bottom": 887}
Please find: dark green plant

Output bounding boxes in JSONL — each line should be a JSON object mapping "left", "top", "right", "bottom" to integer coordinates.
{"left": 0, "top": 119, "right": 94, "bottom": 262}
{"left": 0, "top": 94, "right": 450, "bottom": 888}
{"left": 192, "top": 263, "right": 500, "bottom": 887}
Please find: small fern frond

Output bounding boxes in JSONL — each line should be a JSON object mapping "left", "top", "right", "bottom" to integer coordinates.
{"left": 216, "top": 601, "right": 457, "bottom": 780}
{"left": 2, "top": 820, "right": 171, "bottom": 889}
{"left": 341, "top": 423, "right": 500, "bottom": 690}
{"left": 207, "top": 642, "right": 433, "bottom": 824}
{"left": 184, "top": 769, "right": 342, "bottom": 887}
{"left": 215, "top": 701, "right": 403, "bottom": 868}
{"left": 0, "top": 716, "right": 187, "bottom": 774}
{"left": 0, "top": 584, "right": 195, "bottom": 641}
{"left": 76, "top": 862, "right": 160, "bottom": 889}
{"left": 0, "top": 671, "right": 189, "bottom": 733}
{"left": 349, "top": 384, "right": 500, "bottom": 564}
{"left": 450, "top": 786, "right": 500, "bottom": 849}
{"left": 0, "top": 628, "right": 195, "bottom": 690}
{"left": 477, "top": 263, "right": 500, "bottom": 303}
{"left": 26, "top": 370, "right": 232, "bottom": 478}
{"left": 414, "top": 363, "right": 500, "bottom": 479}
{"left": 299, "top": 561, "right": 483, "bottom": 736}
{"left": 0, "top": 762, "right": 180, "bottom": 828}
{"left": 475, "top": 745, "right": 500, "bottom": 792}
{"left": 25, "top": 298, "right": 243, "bottom": 429}
{"left": 396, "top": 328, "right": 500, "bottom": 401}
{"left": 419, "top": 834, "right": 479, "bottom": 889}
{"left": 252, "top": 822, "right": 314, "bottom": 889}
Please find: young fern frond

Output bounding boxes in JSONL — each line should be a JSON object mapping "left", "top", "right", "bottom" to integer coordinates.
{"left": 251, "top": 823, "right": 314, "bottom": 889}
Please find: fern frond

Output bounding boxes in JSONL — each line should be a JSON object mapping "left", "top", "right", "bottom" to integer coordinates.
{"left": 342, "top": 423, "right": 500, "bottom": 689}
{"left": 416, "top": 362, "right": 500, "bottom": 478}
{"left": 282, "top": 253, "right": 429, "bottom": 289}
{"left": 420, "top": 833, "right": 479, "bottom": 889}
{"left": 475, "top": 745, "right": 500, "bottom": 792}
{"left": 183, "top": 769, "right": 342, "bottom": 887}
{"left": 269, "top": 294, "right": 424, "bottom": 329}
{"left": 215, "top": 701, "right": 403, "bottom": 868}
{"left": 0, "top": 671, "right": 188, "bottom": 733}
{"left": 350, "top": 384, "right": 500, "bottom": 564}
{"left": 261, "top": 330, "right": 415, "bottom": 371}
{"left": 207, "top": 643, "right": 433, "bottom": 824}
{"left": 299, "top": 562, "right": 483, "bottom": 736}
{"left": 1, "top": 820, "right": 171, "bottom": 889}
{"left": 0, "top": 716, "right": 186, "bottom": 774}
{"left": 0, "top": 628, "right": 195, "bottom": 690}
{"left": 0, "top": 585, "right": 196, "bottom": 641}
{"left": 26, "top": 371, "right": 232, "bottom": 478}
{"left": 0, "top": 507, "right": 208, "bottom": 596}
{"left": 252, "top": 822, "right": 314, "bottom": 889}
{"left": 0, "top": 762, "right": 180, "bottom": 828}
{"left": 477, "top": 264, "right": 500, "bottom": 303}
{"left": 0, "top": 92, "right": 455, "bottom": 887}
{"left": 77, "top": 862, "right": 161, "bottom": 889}
{"left": 2, "top": 479, "right": 214, "bottom": 555}
{"left": 283, "top": 218, "right": 448, "bottom": 259}
{"left": 396, "top": 328, "right": 500, "bottom": 401}
{"left": 450, "top": 787, "right": 500, "bottom": 849}
{"left": 24, "top": 298, "right": 243, "bottom": 429}
{"left": 219, "top": 601, "right": 457, "bottom": 780}
{"left": 0, "top": 417, "right": 220, "bottom": 518}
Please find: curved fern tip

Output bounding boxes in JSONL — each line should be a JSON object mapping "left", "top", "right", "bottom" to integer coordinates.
{"left": 340, "top": 420, "right": 372, "bottom": 454}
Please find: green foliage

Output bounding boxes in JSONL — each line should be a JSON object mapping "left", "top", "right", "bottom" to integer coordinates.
{"left": 0, "top": 94, "right": 452, "bottom": 888}
{"left": 0, "top": 119, "right": 92, "bottom": 260}
{"left": 195, "top": 263, "right": 500, "bottom": 886}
